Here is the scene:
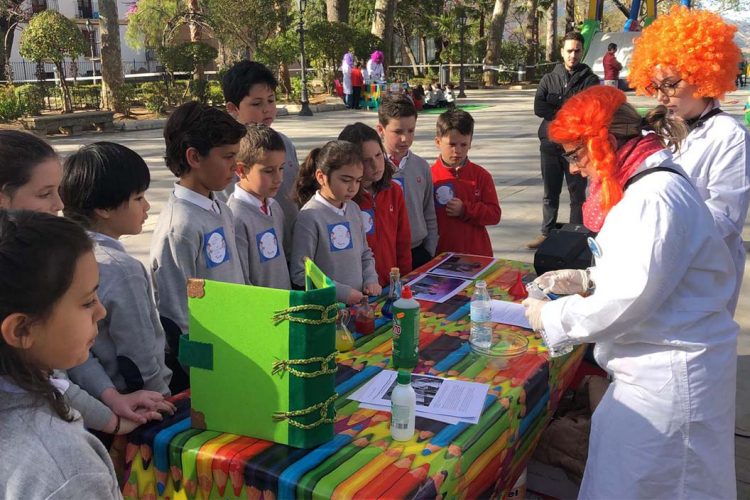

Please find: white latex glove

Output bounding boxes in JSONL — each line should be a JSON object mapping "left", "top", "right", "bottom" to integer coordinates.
{"left": 533, "top": 269, "right": 590, "bottom": 295}
{"left": 522, "top": 297, "right": 546, "bottom": 332}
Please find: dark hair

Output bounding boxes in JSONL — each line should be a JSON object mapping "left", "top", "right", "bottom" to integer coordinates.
{"left": 338, "top": 122, "right": 395, "bottom": 196}
{"left": 237, "top": 124, "right": 286, "bottom": 169}
{"left": 294, "top": 140, "right": 362, "bottom": 207}
{"left": 0, "top": 130, "right": 57, "bottom": 199}
{"left": 221, "top": 60, "right": 278, "bottom": 107}
{"left": 163, "top": 101, "right": 247, "bottom": 178}
{"left": 0, "top": 210, "right": 93, "bottom": 421}
{"left": 436, "top": 109, "right": 475, "bottom": 137}
{"left": 610, "top": 103, "right": 689, "bottom": 152}
{"left": 563, "top": 31, "right": 585, "bottom": 44}
{"left": 607, "top": 43, "right": 618, "bottom": 51}
{"left": 378, "top": 93, "right": 417, "bottom": 126}
{"left": 60, "top": 142, "right": 150, "bottom": 228}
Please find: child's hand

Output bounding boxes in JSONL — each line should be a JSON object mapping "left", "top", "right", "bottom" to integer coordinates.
{"left": 446, "top": 198, "right": 464, "bottom": 217}
{"left": 346, "top": 289, "right": 364, "bottom": 305}
{"left": 363, "top": 283, "right": 382, "bottom": 297}
{"left": 101, "top": 388, "right": 170, "bottom": 424}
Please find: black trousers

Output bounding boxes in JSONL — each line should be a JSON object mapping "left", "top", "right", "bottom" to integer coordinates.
{"left": 540, "top": 140, "right": 587, "bottom": 235}
{"left": 352, "top": 86, "right": 362, "bottom": 109}
{"left": 411, "top": 244, "right": 433, "bottom": 269}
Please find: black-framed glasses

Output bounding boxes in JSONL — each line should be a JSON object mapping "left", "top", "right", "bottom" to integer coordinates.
{"left": 562, "top": 145, "right": 584, "bottom": 164}
{"left": 645, "top": 79, "right": 683, "bottom": 97}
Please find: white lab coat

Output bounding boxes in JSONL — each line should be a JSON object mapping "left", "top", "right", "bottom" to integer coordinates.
{"left": 341, "top": 61, "right": 353, "bottom": 95}
{"left": 366, "top": 60, "right": 384, "bottom": 82}
{"left": 674, "top": 100, "right": 750, "bottom": 313}
{"left": 540, "top": 150, "right": 738, "bottom": 499}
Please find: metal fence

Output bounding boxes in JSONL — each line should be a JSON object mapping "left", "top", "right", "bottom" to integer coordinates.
{"left": 3, "top": 60, "right": 156, "bottom": 83}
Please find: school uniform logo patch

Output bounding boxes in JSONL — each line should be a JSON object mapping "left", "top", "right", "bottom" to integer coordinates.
{"left": 392, "top": 177, "right": 406, "bottom": 197}
{"left": 256, "top": 227, "right": 280, "bottom": 262}
{"left": 360, "top": 208, "right": 375, "bottom": 235}
{"left": 203, "top": 227, "right": 230, "bottom": 268}
{"left": 328, "top": 222, "right": 353, "bottom": 251}
{"left": 587, "top": 237, "right": 603, "bottom": 261}
{"left": 434, "top": 183, "right": 455, "bottom": 207}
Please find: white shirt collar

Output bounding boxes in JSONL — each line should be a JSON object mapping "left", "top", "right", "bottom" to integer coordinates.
{"left": 314, "top": 191, "right": 346, "bottom": 216}
{"left": 173, "top": 182, "right": 221, "bottom": 214}
{"left": 389, "top": 150, "right": 411, "bottom": 170}
{"left": 233, "top": 185, "right": 274, "bottom": 214}
{"left": 88, "top": 231, "right": 126, "bottom": 252}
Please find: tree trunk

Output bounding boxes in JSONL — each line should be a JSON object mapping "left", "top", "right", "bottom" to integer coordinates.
{"left": 400, "top": 34, "right": 419, "bottom": 76}
{"left": 371, "top": 0, "right": 395, "bottom": 65}
{"left": 419, "top": 36, "right": 428, "bottom": 74}
{"left": 279, "top": 62, "right": 291, "bottom": 99}
{"left": 525, "top": 0, "right": 539, "bottom": 80}
{"left": 326, "top": 0, "right": 349, "bottom": 23}
{"left": 187, "top": 0, "right": 205, "bottom": 101}
{"left": 483, "top": 0, "right": 512, "bottom": 86}
{"left": 55, "top": 62, "right": 73, "bottom": 113}
{"left": 545, "top": 0, "right": 557, "bottom": 62}
{"left": 98, "top": 0, "right": 126, "bottom": 113}
{"left": 565, "top": 0, "right": 575, "bottom": 33}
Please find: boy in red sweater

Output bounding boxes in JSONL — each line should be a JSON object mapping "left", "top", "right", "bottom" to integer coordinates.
{"left": 431, "top": 109, "right": 501, "bottom": 256}
{"left": 339, "top": 122, "right": 412, "bottom": 286}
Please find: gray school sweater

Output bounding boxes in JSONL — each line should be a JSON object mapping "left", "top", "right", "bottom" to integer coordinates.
{"left": 150, "top": 193, "right": 244, "bottom": 334}
{"left": 68, "top": 234, "right": 171, "bottom": 399}
{"left": 0, "top": 380, "right": 122, "bottom": 499}
{"left": 392, "top": 151, "right": 438, "bottom": 253}
{"left": 57, "top": 370, "right": 113, "bottom": 431}
{"left": 227, "top": 194, "right": 291, "bottom": 289}
{"left": 291, "top": 198, "right": 378, "bottom": 302}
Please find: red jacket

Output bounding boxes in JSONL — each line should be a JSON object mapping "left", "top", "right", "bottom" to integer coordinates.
{"left": 356, "top": 181, "right": 413, "bottom": 286}
{"left": 351, "top": 68, "right": 364, "bottom": 87}
{"left": 603, "top": 52, "right": 622, "bottom": 81}
{"left": 431, "top": 157, "right": 501, "bottom": 257}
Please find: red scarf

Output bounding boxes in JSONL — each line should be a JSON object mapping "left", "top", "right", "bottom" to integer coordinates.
{"left": 583, "top": 133, "right": 665, "bottom": 232}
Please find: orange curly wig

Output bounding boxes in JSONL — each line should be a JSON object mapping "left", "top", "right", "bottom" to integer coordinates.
{"left": 549, "top": 86, "right": 626, "bottom": 216}
{"left": 628, "top": 6, "right": 741, "bottom": 99}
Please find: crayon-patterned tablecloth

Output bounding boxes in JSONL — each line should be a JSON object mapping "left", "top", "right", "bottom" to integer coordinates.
{"left": 120, "top": 256, "right": 585, "bottom": 499}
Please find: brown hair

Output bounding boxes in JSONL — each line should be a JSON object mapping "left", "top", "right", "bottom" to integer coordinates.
{"left": 378, "top": 93, "right": 417, "bottom": 126}
{"left": 237, "top": 123, "right": 286, "bottom": 170}
{"left": 337, "top": 122, "right": 395, "bottom": 196}
{"left": 436, "top": 108, "right": 475, "bottom": 137}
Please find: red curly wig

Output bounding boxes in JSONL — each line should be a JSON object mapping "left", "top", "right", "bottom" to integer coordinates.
{"left": 549, "top": 86, "right": 626, "bottom": 216}
{"left": 629, "top": 6, "right": 741, "bottom": 99}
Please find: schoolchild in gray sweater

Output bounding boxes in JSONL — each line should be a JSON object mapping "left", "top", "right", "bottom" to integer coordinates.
{"left": 227, "top": 124, "right": 291, "bottom": 289}
{"left": 221, "top": 60, "right": 300, "bottom": 247}
{"left": 0, "top": 212, "right": 136, "bottom": 498}
{"left": 291, "top": 140, "right": 381, "bottom": 304}
{"left": 151, "top": 102, "right": 247, "bottom": 334}
{"left": 377, "top": 94, "right": 438, "bottom": 268}
{"left": 60, "top": 142, "right": 172, "bottom": 402}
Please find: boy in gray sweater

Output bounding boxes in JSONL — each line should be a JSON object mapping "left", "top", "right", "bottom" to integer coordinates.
{"left": 227, "top": 124, "right": 291, "bottom": 289}
{"left": 150, "top": 102, "right": 247, "bottom": 335}
{"left": 377, "top": 94, "right": 438, "bottom": 268}
{"left": 60, "top": 142, "right": 172, "bottom": 401}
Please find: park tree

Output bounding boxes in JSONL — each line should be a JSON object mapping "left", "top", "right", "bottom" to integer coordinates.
{"left": 98, "top": 0, "right": 127, "bottom": 113}
{"left": 327, "top": 0, "right": 349, "bottom": 23}
{"left": 0, "top": 0, "right": 26, "bottom": 81}
{"left": 205, "top": 0, "right": 277, "bottom": 59}
{"left": 125, "top": 0, "right": 180, "bottom": 50}
{"left": 371, "top": 0, "right": 395, "bottom": 64}
{"left": 19, "top": 10, "right": 86, "bottom": 113}
{"left": 483, "top": 0, "right": 512, "bottom": 85}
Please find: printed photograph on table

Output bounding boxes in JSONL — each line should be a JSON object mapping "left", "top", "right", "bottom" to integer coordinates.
{"left": 427, "top": 253, "right": 497, "bottom": 279}
{"left": 406, "top": 273, "right": 471, "bottom": 303}
{"left": 384, "top": 374, "right": 443, "bottom": 406}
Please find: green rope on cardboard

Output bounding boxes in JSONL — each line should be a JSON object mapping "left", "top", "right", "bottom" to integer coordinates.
{"left": 271, "top": 351, "right": 338, "bottom": 378}
{"left": 271, "top": 303, "right": 340, "bottom": 326}
{"left": 272, "top": 393, "right": 338, "bottom": 430}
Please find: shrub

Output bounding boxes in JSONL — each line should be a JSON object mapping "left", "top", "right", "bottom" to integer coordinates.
{"left": 0, "top": 85, "right": 25, "bottom": 122}
{"left": 15, "top": 84, "right": 46, "bottom": 116}
{"left": 207, "top": 81, "right": 224, "bottom": 106}
{"left": 139, "top": 81, "right": 170, "bottom": 113}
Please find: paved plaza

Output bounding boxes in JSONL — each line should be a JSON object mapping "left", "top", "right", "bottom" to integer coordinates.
{"left": 47, "top": 88, "right": 750, "bottom": 495}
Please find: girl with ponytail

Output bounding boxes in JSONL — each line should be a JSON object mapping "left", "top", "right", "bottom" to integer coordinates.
{"left": 522, "top": 84, "right": 739, "bottom": 498}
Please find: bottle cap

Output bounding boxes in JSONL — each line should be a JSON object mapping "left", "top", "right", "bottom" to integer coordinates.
{"left": 397, "top": 370, "right": 411, "bottom": 384}
{"left": 401, "top": 285, "right": 413, "bottom": 299}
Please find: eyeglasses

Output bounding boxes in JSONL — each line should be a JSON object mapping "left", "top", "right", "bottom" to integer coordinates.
{"left": 561, "top": 145, "right": 584, "bottom": 165}
{"left": 645, "top": 79, "right": 683, "bottom": 97}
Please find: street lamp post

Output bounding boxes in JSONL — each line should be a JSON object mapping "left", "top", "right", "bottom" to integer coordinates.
{"left": 297, "top": 0, "right": 313, "bottom": 116}
{"left": 458, "top": 13, "right": 467, "bottom": 98}
{"left": 85, "top": 18, "right": 96, "bottom": 85}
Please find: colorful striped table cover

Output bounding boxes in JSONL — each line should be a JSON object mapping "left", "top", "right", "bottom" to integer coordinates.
{"left": 120, "top": 257, "right": 585, "bottom": 499}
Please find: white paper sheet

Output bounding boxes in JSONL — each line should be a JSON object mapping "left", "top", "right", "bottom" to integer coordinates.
{"left": 491, "top": 299, "right": 532, "bottom": 329}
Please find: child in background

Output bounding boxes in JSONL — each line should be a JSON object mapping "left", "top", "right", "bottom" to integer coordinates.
{"left": 338, "top": 122, "right": 412, "bottom": 286}
{"left": 433, "top": 84, "right": 448, "bottom": 107}
{"left": 0, "top": 131, "right": 168, "bottom": 434}
{"left": 431, "top": 109, "right": 501, "bottom": 256}
{"left": 227, "top": 125, "right": 291, "bottom": 289}
{"left": 377, "top": 94, "right": 438, "bottom": 268}
{"left": 150, "top": 102, "right": 247, "bottom": 335}
{"left": 351, "top": 61, "right": 365, "bottom": 110}
{"left": 222, "top": 60, "right": 300, "bottom": 245}
{"left": 445, "top": 84, "right": 457, "bottom": 108}
{"left": 60, "top": 142, "right": 173, "bottom": 402}
{"left": 292, "top": 140, "right": 381, "bottom": 304}
{"left": 0, "top": 211, "right": 120, "bottom": 498}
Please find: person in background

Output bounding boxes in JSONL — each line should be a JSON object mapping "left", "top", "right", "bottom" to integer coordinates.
{"left": 341, "top": 51, "right": 354, "bottom": 109}
{"left": 602, "top": 43, "right": 622, "bottom": 88}
{"left": 351, "top": 61, "right": 365, "bottom": 110}
{"left": 367, "top": 50, "right": 385, "bottom": 83}
{"left": 444, "top": 83, "right": 457, "bottom": 108}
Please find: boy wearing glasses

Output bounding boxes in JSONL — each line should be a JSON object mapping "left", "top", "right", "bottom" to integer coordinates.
{"left": 529, "top": 31, "right": 599, "bottom": 249}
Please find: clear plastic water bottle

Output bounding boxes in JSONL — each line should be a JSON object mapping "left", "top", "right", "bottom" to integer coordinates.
{"left": 470, "top": 280, "right": 493, "bottom": 352}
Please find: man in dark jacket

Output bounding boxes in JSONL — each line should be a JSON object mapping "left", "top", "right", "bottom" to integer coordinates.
{"left": 527, "top": 31, "right": 600, "bottom": 249}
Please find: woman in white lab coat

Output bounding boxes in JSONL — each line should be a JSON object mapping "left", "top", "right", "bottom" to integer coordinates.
{"left": 341, "top": 51, "right": 354, "bottom": 108}
{"left": 523, "top": 85, "right": 738, "bottom": 499}
{"left": 366, "top": 50, "right": 385, "bottom": 83}
{"left": 629, "top": 6, "right": 750, "bottom": 313}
